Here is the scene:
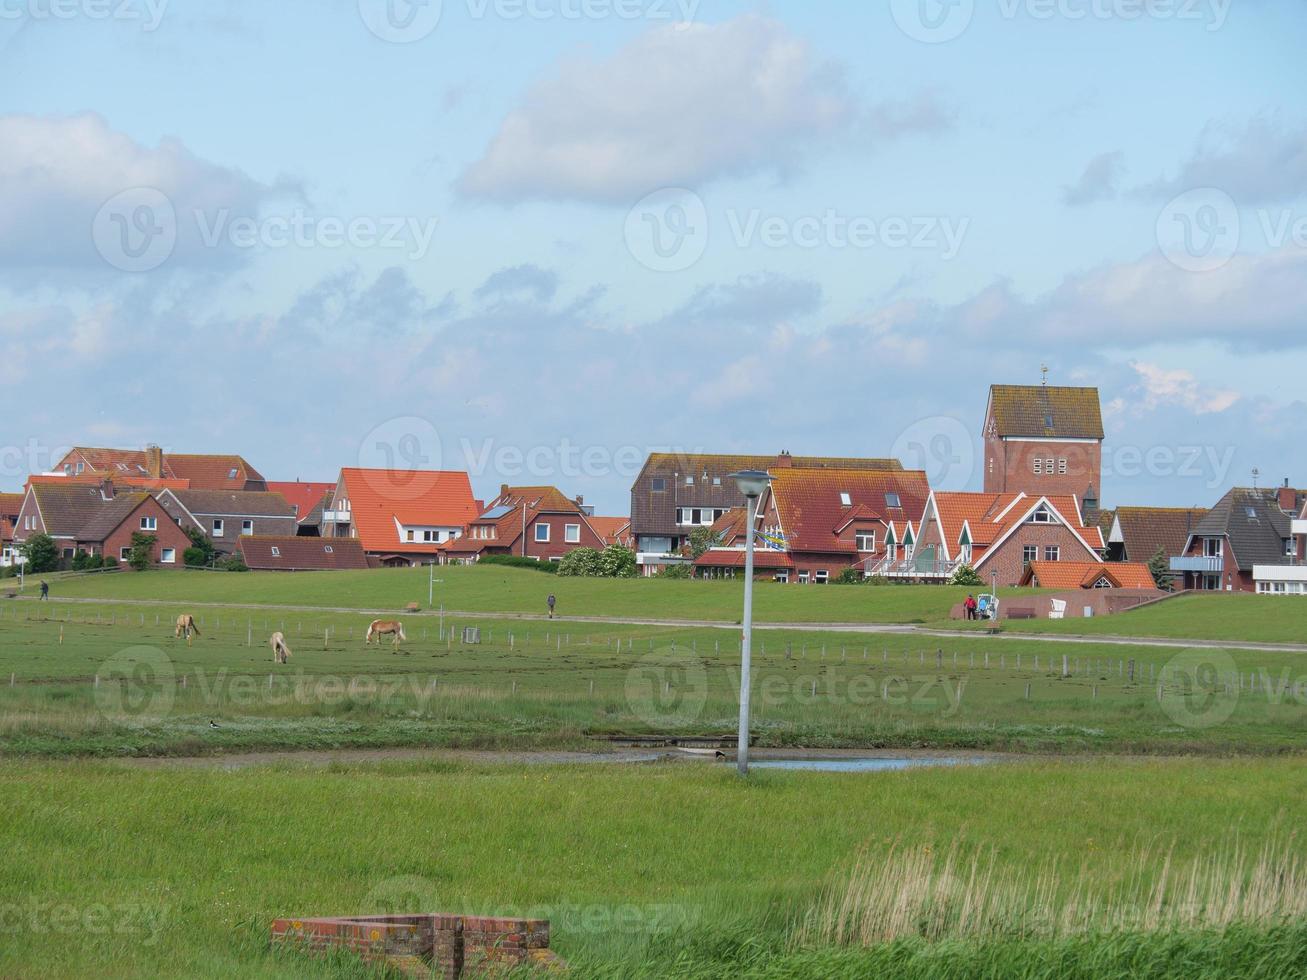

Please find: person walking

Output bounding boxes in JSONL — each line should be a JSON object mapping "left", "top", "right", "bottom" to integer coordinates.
{"left": 39, "top": 580, "right": 49, "bottom": 601}
{"left": 547, "top": 593, "right": 556, "bottom": 620}
{"left": 964, "top": 594, "right": 977, "bottom": 620}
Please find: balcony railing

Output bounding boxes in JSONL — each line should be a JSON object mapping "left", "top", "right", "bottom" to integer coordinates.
{"left": 866, "top": 556, "right": 962, "bottom": 579}
{"left": 1169, "top": 556, "right": 1224, "bottom": 573}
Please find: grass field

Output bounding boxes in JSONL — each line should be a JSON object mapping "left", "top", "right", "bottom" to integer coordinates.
{"left": 2, "top": 597, "right": 1304, "bottom": 758}
{"left": 1, "top": 756, "right": 1303, "bottom": 978}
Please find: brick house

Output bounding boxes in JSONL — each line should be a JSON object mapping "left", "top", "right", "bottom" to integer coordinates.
{"left": 0, "top": 492, "right": 23, "bottom": 567}
{"left": 692, "top": 467, "right": 931, "bottom": 584}
{"left": 1103, "top": 507, "right": 1207, "bottom": 568}
{"left": 983, "top": 385, "right": 1103, "bottom": 501}
{"left": 53, "top": 446, "right": 267, "bottom": 491}
{"left": 440, "top": 486, "right": 608, "bottom": 565}
{"left": 1172, "top": 485, "right": 1305, "bottom": 593}
{"left": 12, "top": 481, "right": 192, "bottom": 568}
{"left": 236, "top": 535, "right": 370, "bottom": 571}
{"left": 321, "top": 468, "right": 479, "bottom": 567}
{"left": 630, "top": 451, "right": 904, "bottom": 572}
{"left": 911, "top": 491, "right": 1106, "bottom": 587}
{"left": 156, "top": 489, "right": 298, "bottom": 552}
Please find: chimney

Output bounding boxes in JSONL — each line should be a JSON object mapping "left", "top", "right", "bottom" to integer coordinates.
{"left": 774, "top": 451, "right": 794, "bottom": 469}
{"left": 500, "top": 484, "right": 510, "bottom": 500}
{"left": 145, "top": 444, "right": 163, "bottom": 480}
{"left": 99, "top": 478, "right": 115, "bottom": 501}
{"left": 1278, "top": 479, "right": 1296, "bottom": 514}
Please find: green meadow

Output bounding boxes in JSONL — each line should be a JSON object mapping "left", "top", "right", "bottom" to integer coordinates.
{"left": 0, "top": 757, "right": 1303, "bottom": 978}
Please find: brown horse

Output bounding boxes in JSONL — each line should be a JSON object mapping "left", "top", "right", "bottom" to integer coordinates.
{"left": 175, "top": 614, "right": 201, "bottom": 645}
{"left": 365, "top": 620, "right": 407, "bottom": 648}
{"left": 270, "top": 631, "right": 292, "bottom": 664}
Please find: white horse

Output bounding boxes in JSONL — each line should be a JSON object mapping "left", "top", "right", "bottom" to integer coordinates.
{"left": 365, "top": 620, "right": 407, "bottom": 649}
{"left": 270, "top": 631, "right": 292, "bottom": 664}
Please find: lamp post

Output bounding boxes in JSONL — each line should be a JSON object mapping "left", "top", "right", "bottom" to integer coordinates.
{"left": 728, "top": 469, "right": 772, "bottom": 776}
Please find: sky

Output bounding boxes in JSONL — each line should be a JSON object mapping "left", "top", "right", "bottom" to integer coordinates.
{"left": 1, "top": 0, "right": 1305, "bottom": 515}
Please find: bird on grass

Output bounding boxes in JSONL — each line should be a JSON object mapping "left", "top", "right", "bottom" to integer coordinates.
{"left": 209, "top": 720, "right": 220, "bottom": 729}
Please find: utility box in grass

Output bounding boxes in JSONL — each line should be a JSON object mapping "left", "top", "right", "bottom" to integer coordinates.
{"left": 462, "top": 627, "right": 481, "bottom": 644}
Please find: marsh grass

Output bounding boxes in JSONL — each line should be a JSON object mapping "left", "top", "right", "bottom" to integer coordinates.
{"left": 799, "top": 832, "right": 1306, "bottom": 947}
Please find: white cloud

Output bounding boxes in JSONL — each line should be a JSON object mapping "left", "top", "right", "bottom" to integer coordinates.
{"left": 0, "top": 112, "right": 279, "bottom": 271}
{"left": 1128, "top": 362, "right": 1241, "bottom": 415}
{"left": 458, "top": 15, "right": 857, "bottom": 203}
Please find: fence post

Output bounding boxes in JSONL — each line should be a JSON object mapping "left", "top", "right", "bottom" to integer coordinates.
{"left": 1062, "top": 655, "right": 1069, "bottom": 679}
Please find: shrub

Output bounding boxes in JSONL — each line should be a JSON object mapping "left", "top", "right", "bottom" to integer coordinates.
{"left": 950, "top": 564, "right": 985, "bottom": 587}
{"left": 103, "top": 556, "right": 119, "bottom": 569}
{"left": 19, "top": 533, "right": 59, "bottom": 574}
{"left": 185, "top": 527, "right": 216, "bottom": 565}
{"left": 478, "top": 555, "right": 558, "bottom": 574}
{"left": 597, "top": 545, "right": 638, "bottom": 578}
{"left": 557, "top": 548, "right": 603, "bottom": 577}
{"left": 70, "top": 550, "right": 90, "bottom": 572}
{"left": 86, "top": 554, "right": 104, "bottom": 570}
{"left": 833, "top": 567, "right": 866, "bottom": 585}
{"left": 183, "top": 547, "right": 210, "bottom": 568}
{"left": 658, "top": 563, "right": 694, "bottom": 579}
{"left": 128, "top": 533, "right": 157, "bottom": 572}
{"left": 220, "top": 553, "right": 249, "bottom": 573}
{"left": 0, "top": 565, "right": 14, "bottom": 580}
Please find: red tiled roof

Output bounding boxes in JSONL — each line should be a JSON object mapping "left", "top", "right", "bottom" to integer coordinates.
{"left": 338, "top": 468, "right": 479, "bottom": 554}
{"left": 768, "top": 468, "right": 930, "bottom": 555}
{"left": 0, "top": 493, "right": 25, "bottom": 516}
{"left": 266, "top": 482, "right": 337, "bottom": 522}
{"left": 1021, "top": 560, "right": 1156, "bottom": 590}
{"left": 26, "top": 473, "right": 190, "bottom": 492}
{"left": 236, "top": 536, "right": 370, "bottom": 571}
{"left": 167, "top": 454, "right": 264, "bottom": 491}
{"left": 693, "top": 548, "right": 794, "bottom": 569}
{"left": 588, "top": 516, "right": 632, "bottom": 546}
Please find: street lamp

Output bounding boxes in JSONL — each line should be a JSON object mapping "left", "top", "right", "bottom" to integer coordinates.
{"left": 728, "top": 469, "right": 772, "bottom": 775}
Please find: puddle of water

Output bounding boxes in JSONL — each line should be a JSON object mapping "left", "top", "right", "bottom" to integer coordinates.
{"left": 750, "top": 757, "right": 988, "bottom": 773}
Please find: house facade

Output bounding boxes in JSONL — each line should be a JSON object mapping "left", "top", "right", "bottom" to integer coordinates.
{"left": 692, "top": 467, "right": 930, "bottom": 583}
{"left": 0, "top": 493, "right": 23, "bottom": 568}
{"left": 12, "top": 482, "right": 192, "bottom": 568}
{"left": 911, "top": 491, "right": 1106, "bottom": 587}
{"left": 630, "top": 451, "right": 905, "bottom": 571}
{"left": 1103, "top": 507, "right": 1207, "bottom": 568}
{"left": 1172, "top": 485, "right": 1305, "bottom": 593}
{"left": 321, "top": 468, "right": 479, "bottom": 566}
{"left": 157, "top": 489, "right": 298, "bottom": 552}
{"left": 983, "top": 385, "right": 1103, "bottom": 501}
{"left": 440, "top": 486, "right": 607, "bottom": 564}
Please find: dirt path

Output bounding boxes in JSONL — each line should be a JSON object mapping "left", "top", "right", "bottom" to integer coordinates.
{"left": 16, "top": 596, "right": 1306, "bottom": 654}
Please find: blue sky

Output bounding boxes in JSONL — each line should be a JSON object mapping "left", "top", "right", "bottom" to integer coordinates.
{"left": 2, "top": 0, "right": 1305, "bottom": 514}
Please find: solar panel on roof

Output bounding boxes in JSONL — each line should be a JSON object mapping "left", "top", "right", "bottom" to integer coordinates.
{"left": 481, "top": 505, "right": 513, "bottom": 520}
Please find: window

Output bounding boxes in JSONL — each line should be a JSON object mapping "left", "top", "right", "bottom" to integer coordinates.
{"left": 856, "top": 531, "right": 876, "bottom": 552}
{"left": 1286, "top": 539, "right": 1296, "bottom": 557}
{"left": 423, "top": 531, "right": 437, "bottom": 543}
{"left": 1093, "top": 577, "right": 1114, "bottom": 589}
{"left": 535, "top": 523, "right": 550, "bottom": 543}
{"left": 774, "top": 571, "right": 789, "bottom": 584}
{"left": 651, "top": 478, "right": 667, "bottom": 492}
{"left": 1044, "top": 413, "right": 1054, "bottom": 428}
{"left": 885, "top": 493, "right": 901, "bottom": 509}
{"left": 1030, "top": 507, "right": 1053, "bottom": 523}
{"left": 565, "top": 524, "right": 581, "bottom": 544}
{"left": 1044, "top": 458, "right": 1054, "bottom": 473}
{"left": 271, "top": 547, "right": 281, "bottom": 557}
{"left": 160, "top": 548, "right": 176, "bottom": 564}
{"left": 1023, "top": 545, "right": 1038, "bottom": 565}
{"left": 1044, "top": 546, "right": 1060, "bottom": 562}
{"left": 1058, "top": 458, "right": 1068, "bottom": 475}
{"left": 685, "top": 476, "right": 694, "bottom": 486}
{"left": 120, "top": 547, "right": 131, "bottom": 560}
{"left": 713, "top": 477, "right": 722, "bottom": 486}
{"left": 1204, "top": 538, "right": 1223, "bottom": 558}
{"left": 1033, "top": 458, "right": 1043, "bottom": 475}
{"left": 840, "top": 492, "right": 852, "bottom": 507}
{"left": 242, "top": 520, "right": 253, "bottom": 535}
{"left": 798, "top": 571, "right": 810, "bottom": 584}
{"left": 212, "top": 519, "right": 224, "bottom": 537}
{"left": 228, "top": 468, "right": 239, "bottom": 480}
{"left": 324, "top": 545, "right": 333, "bottom": 554}
{"left": 815, "top": 570, "right": 829, "bottom": 584}
{"left": 406, "top": 530, "right": 415, "bottom": 541}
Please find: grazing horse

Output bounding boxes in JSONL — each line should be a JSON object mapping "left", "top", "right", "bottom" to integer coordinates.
{"left": 175, "top": 614, "right": 201, "bottom": 645}
{"left": 270, "top": 631, "right": 292, "bottom": 664}
{"left": 365, "top": 620, "right": 406, "bottom": 649}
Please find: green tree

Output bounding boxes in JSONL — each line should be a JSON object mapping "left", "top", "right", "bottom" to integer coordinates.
{"left": 834, "top": 567, "right": 865, "bottom": 585}
{"left": 598, "top": 544, "right": 638, "bottom": 578}
{"left": 658, "top": 562, "right": 693, "bottom": 579}
{"left": 19, "top": 533, "right": 59, "bottom": 574}
{"left": 950, "top": 564, "right": 985, "bottom": 587}
{"left": 70, "top": 549, "right": 90, "bottom": 572}
{"left": 688, "top": 526, "right": 722, "bottom": 560}
{"left": 128, "top": 533, "right": 157, "bottom": 571}
{"left": 184, "top": 527, "right": 216, "bottom": 566}
{"left": 1148, "top": 547, "right": 1175, "bottom": 592}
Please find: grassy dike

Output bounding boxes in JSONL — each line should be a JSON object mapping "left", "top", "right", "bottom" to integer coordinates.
{"left": 0, "top": 757, "right": 1303, "bottom": 978}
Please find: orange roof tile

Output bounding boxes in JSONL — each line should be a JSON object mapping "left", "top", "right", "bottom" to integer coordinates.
{"left": 927, "top": 491, "right": 1105, "bottom": 567}
{"left": 338, "top": 468, "right": 478, "bottom": 554}
{"left": 1022, "top": 560, "right": 1157, "bottom": 590}
{"left": 588, "top": 516, "right": 632, "bottom": 546}
{"left": 768, "top": 468, "right": 930, "bottom": 555}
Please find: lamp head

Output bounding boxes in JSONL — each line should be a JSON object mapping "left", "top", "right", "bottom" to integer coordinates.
{"left": 729, "top": 469, "right": 772, "bottom": 499}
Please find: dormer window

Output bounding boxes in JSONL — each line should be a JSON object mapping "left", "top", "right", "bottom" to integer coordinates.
{"left": 1030, "top": 506, "right": 1053, "bottom": 524}
{"left": 855, "top": 531, "right": 876, "bottom": 552}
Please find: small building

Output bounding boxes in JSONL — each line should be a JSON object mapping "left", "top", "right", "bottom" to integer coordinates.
{"left": 157, "top": 489, "right": 298, "bottom": 551}
{"left": 983, "top": 384, "right": 1103, "bottom": 500}
{"left": 1018, "top": 560, "right": 1157, "bottom": 590}
{"left": 236, "top": 536, "right": 370, "bottom": 572}
{"left": 322, "top": 468, "right": 480, "bottom": 567}
{"left": 1173, "top": 485, "right": 1305, "bottom": 593}
{"left": 440, "top": 486, "right": 608, "bottom": 565}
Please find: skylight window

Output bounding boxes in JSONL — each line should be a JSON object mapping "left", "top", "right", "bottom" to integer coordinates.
{"left": 839, "top": 492, "right": 852, "bottom": 507}
{"left": 228, "top": 468, "right": 239, "bottom": 479}
{"left": 885, "top": 493, "right": 902, "bottom": 508}
{"left": 1245, "top": 506, "right": 1258, "bottom": 519}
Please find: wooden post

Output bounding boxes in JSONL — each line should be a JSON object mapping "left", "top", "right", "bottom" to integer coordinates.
{"left": 1025, "top": 682, "right": 1031, "bottom": 699}
{"left": 1062, "top": 655, "right": 1069, "bottom": 679}
{"left": 1128, "top": 659, "right": 1135, "bottom": 683}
